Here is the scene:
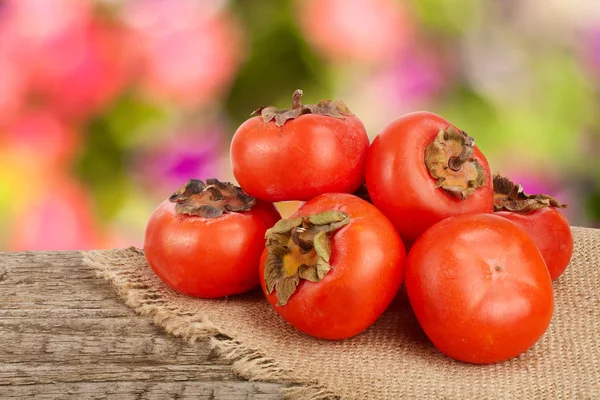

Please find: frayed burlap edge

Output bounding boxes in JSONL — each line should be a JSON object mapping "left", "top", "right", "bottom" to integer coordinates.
{"left": 81, "top": 247, "right": 340, "bottom": 400}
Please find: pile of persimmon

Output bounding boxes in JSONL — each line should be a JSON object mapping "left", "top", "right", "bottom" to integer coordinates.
{"left": 144, "top": 90, "right": 573, "bottom": 364}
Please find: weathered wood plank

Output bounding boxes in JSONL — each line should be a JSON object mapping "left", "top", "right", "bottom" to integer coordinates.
{"left": 0, "top": 251, "right": 284, "bottom": 399}
{"left": 1, "top": 381, "right": 283, "bottom": 399}
{"left": 0, "top": 330, "right": 216, "bottom": 365}
{"left": 0, "top": 363, "right": 255, "bottom": 385}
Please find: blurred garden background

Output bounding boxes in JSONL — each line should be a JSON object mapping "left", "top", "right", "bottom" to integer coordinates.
{"left": 0, "top": 0, "right": 599, "bottom": 251}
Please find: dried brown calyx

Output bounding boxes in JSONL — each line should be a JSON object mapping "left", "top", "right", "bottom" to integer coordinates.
{"left": 493, "top": 174, "right": 567, "bottom": 213}
{"left": 425, "top": 127, "right": 487, "bottom": 200}
{"left": 264, "top": 210, "right": 350, "bottom": 306}
{"left": 251, "top": 89, "right": 354, "bottom": 127}
{"left": 169, "top": 179, "right": 256, "bottom": 218}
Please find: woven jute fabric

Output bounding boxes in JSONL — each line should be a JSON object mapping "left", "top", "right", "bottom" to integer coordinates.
{"left": 82, "top": 227, "right": 600, "bottom": 399}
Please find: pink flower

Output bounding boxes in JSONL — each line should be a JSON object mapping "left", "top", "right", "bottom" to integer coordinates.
{"left": 132, "top": 123, "right": 227, "bottom": 197}
{"left": 0, "top": 0, "right": 92, "bottom": 45}
{"left": 0, "top": 109, "right": 79, "bottom": 168}
{"left": 339, "top": 45, "right": 447, "bottom": 133}
{"left": 0, "top": 53, "right": 27, "bottom": 124}
{"left": 0, "top": 0, "right": 131, "bottom": 120}
{"left": 122, "top": 0, "right": 243, "bottom": 107}
{"left": 582, "top": 24, "right": 600, "bottom": 77}
{"left": 296, "top": 0, "right": 412, "bottom": 64}
{"left": 30, "top": 20, "right": 132, "bottom": 120}
{"left": 372, "top": 47, "right": 446, "bottom": 107}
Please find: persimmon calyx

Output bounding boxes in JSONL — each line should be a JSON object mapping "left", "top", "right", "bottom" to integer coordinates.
{"left": 264, "top": 210, "right": 350, "bottom": 306}
{"left": 425, "top": 127, "right": 487, "bottom": 200}
{"left": 169, "top": 179, "right": 256, "bottom": 218}
{"left": 493, "top": 174, "right": 567, "bottom": 213}
{"left": 251, "top": 89, "right": 354, "bottom": 127}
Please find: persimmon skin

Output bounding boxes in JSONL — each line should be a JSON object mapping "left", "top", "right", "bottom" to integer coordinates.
{"left": 366, "top": 111, "right": 494, "bottom": 242}
{"left": 496, "top": 207, "right": 573, "bottom": 280}
{"left": 260, "top": 193, "right": 406, "bottom": 340}
{"left": 405, "top": 213, "right": 554, "bottom": 364}
{"left": 231, "top": 114, "right": 370, "bottom": 202}
{"left": 145, "top": 199, "right": 280, "bottom": 298}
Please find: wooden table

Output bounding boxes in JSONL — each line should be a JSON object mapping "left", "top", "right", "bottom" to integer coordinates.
{"left": 1, "top": 251, "right": 284, "bottom": 399}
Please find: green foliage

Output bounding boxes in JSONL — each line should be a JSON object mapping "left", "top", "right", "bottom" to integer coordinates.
{"left": 434, "top": 86, "right": 500, "bottom": 158}
{"left": 409, "top": 0, "right": 481, "bottom": 35}
{"left": 73, "top": 0, "right": 600, "bottom": 230}
{"left": 225, "top": 0, "right": 331, "bottom": 129}
{"left": 436, "top": 52, "right": 595, "bottom": 178}
{"left": 103, "top": 94, "right": 172, "bottom": 149}
{"left": 585, "top": 189, "right": 600, "bottom": 223}
{"left": 75, "top": 94, "right": 170, "bottom": 222}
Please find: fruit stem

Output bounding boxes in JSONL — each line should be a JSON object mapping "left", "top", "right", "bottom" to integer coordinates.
{"left": 448, "top": 134, "right": 474, "bottom": 171}
{"left": 253, "top": 89, "right": 353, "bottom": 127}
{"left": 424, "top": 127, "right": 486, "bottom": 199}
{"left": 292, "top": 89, "right": 303, "bottom": 109}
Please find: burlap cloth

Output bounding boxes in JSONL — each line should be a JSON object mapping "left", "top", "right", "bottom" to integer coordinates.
{"left": 82, "top": 227, "right": 600, "bottom": 399}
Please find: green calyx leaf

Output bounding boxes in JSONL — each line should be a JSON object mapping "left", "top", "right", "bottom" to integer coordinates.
{"left": 263, "top": 210, "right": 350, "bottom": 306}
{"left": 493, "top": 174, "right": 567, "bottom": 213}
{"left": 274, "top": 275, "right": 300, "bottom": 306}
{"left": 169, "top": 179, "right": 256, "bottom": 218}
{"left": 251, "top": 89, "right": 354, "bottom": 127}
{"left": 313, "top": 231, "right": 331, "bottom": 262}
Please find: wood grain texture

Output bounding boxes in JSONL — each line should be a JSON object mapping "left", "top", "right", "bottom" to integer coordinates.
{"left": 0, "top": 251, "right": 284, "bottom": 399}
